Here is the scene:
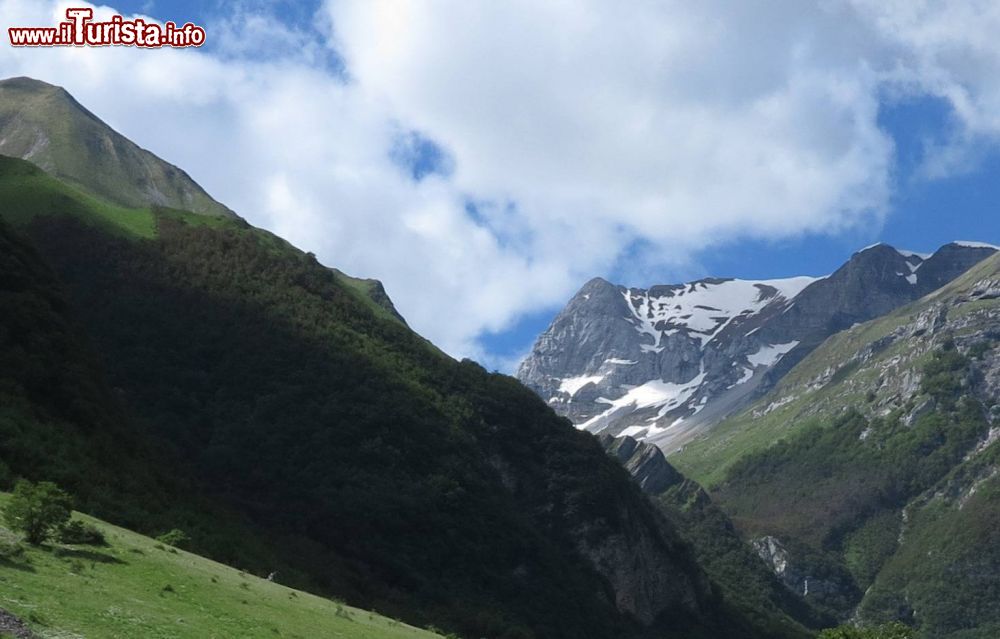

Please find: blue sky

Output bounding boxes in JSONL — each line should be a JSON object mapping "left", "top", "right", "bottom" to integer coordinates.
{"left": 3, "top": 1, "right": 1000, "bottom": 370}
{"left": 112, "top": 0, "right": 321, "bottom": 28}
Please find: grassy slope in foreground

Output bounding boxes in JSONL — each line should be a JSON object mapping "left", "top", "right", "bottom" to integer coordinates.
{"left": 0, "top": 494, "right": 443, "bottom": 639}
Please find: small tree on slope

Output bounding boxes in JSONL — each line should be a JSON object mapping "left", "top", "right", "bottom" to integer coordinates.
{"left": 2, "top": 480, "right": 73, "bottom": 545}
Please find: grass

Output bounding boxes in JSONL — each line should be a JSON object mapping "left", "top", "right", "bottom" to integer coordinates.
{"left": 0, "top": 494, "right": 443, "bottom": 639}
{"left": 329, "top": 268, "right": 411, "bottom": 327}
{"left": 0, "top": 156, "right": 156, "bottom": 239}
{"left": 0, "top": 156, "right": 250, "bottom": 241}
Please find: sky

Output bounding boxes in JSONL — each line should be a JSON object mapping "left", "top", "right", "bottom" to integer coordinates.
{"left": 1, "top": 1, "right": 999, "bottom": 371}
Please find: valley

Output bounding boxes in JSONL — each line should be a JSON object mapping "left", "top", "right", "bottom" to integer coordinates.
{"left": 1, "top": 72, "right": 997, "bottom": 639}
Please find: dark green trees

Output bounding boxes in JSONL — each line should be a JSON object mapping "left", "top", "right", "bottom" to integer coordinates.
{"left": 818, "top": 622, "right": 914, "bottom": 639}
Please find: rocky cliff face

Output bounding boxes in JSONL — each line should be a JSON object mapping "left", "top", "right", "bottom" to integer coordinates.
{"left": 600, "top": 434, "right": 684, "bottom": 495}
{"left": 598, "top": 433, "right": 831, "bottom": 636}
{"left": 517, "top": 243, "right": 997, "bottom": 453}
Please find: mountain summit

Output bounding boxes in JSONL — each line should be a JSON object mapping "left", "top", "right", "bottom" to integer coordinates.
{"left": 0, "top": 76, "right": 235, "bottom": 218}
{"left": 517, "top": 242, "right": 997, "bottom": 452}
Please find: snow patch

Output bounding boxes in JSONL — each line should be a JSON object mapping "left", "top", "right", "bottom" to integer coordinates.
{"left": 858, "top": 242, "right": 887, "bottom": 253}
{"left": 619, "top": 425, "right": 650, "bottom": 438}
{"left": 558, "top": 374, "right": 604, "bottom": 396}
{"left": 897, "top": 248, "right": 931, "bottom": 260}
{"left": 953, "top": 241, "right": 1000, "bottom": 250}
{"left": 605, "top": 358, "right": 637, "bottom": 365}
{"left": 580, "top": 372, "right": 706, "bottom": 431}
{"left": 747, "top": 341, "right": 799, "bottom": 367}
{"left": 622, "top": 276, "right": 817, "bottom": 349}
{"left": 731, "top": 367, "right": 754, "bottom": 387}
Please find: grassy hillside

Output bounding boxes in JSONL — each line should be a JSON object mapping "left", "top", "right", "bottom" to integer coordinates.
{"left": 857, "top": 448, "right": 1000, "bottom": 637}
{"left": 0, "top": 154, "right": 158, "bottom": 238}
{"left": 0, "top": 154, "right": 405, "bottom": 330}
{"left": 0, "top": 493, "right": 443, "bottom": 639}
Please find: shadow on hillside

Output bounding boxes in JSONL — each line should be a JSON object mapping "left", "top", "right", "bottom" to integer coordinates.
{"left": 53, "top": 547, "right": 126, "bottom": 565}
{"left": 0, "top": 555, "right": 36, "bottom": 573}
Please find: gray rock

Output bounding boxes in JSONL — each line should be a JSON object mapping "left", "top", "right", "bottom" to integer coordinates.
{"left": 904, "top": 398, "right": 935, "bottom": 427}
{"left": 751, "top": 537, "right": 845, "bottom": 602}
{"left": 752, "top": 535, "right": 791, "bottom": 578}
{"left": 0, "top": 608, "right": 37, "bottom": 639}
{"left": 599, "top": 434, "right": 684, "bottom": 495}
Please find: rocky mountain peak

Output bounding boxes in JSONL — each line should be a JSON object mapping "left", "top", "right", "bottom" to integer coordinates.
{"left": 517, "top": 242, "right": 997, "bottom": 454}
{"left": 0, "top": 75, "right": 236, "bottom": 218}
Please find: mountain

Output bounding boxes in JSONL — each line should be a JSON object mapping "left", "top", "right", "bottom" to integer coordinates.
{"left": 517, "top": 242, "right": 997, "bottom": 453}
{"left": 670, "top": 253, "right": 1000, "bottom": 637}
{"left": 0, "top": 76, "right": 235, "bottom": 218}
{"left": 0, "top": 78, "right": 768, "bottom": 639}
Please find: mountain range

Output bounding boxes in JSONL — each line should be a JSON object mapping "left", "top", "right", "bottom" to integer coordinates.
{"left": 517, "top": 242, "right": 997, "bottom": 452}
{"left": 2, "top": 73, "right": 998, "bottom": 639}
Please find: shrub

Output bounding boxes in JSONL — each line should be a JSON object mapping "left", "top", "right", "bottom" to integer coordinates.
{"left": 0, "top": 535, "right": 24, "bottom": 561}
{"left": 155, "top": 528, "right": 190, "bottom": 549}
{"left": 57, "top": 519, "right": 106, "bottom": 546}
{"left": 920, "top": 346, "right": 968, "bottom": 407}
{"left": 968, "top": 340, "right": 993, "bottom": 360}
{"left": 2, "top": 480, "right": 73, "bottom": 545}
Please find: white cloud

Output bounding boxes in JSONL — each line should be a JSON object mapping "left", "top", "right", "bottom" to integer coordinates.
{"left": 848, "top": 0, "right": 1000, "bottom": 177}
{"left": 2, "top": 0, "right": 1000, "bottom": 364}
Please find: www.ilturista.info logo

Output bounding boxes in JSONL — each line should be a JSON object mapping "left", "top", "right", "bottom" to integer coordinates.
{"left": 9, "top": 8, "right": 205, "bottom": 48}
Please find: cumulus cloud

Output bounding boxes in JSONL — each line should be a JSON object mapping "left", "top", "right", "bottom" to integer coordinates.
{"left": 2, "top": 0, "right": 1000, "bottom": 364}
